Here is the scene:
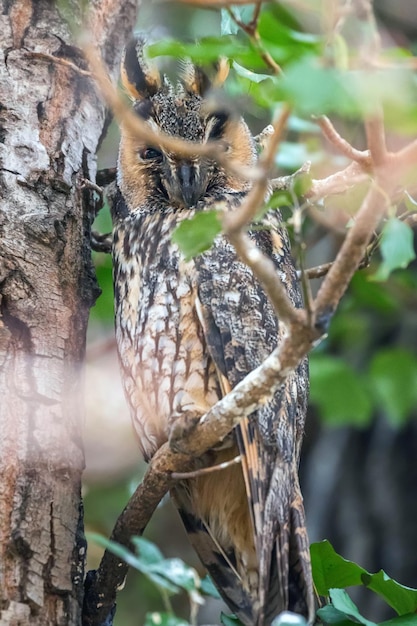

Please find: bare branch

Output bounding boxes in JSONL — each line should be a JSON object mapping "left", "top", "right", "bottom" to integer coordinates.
{"left": 228, "top": 5, "right": 283, "bottom": 74}
{"left": 315, "top": 115, "right": 371, "bottom": 165}
{"left": 170, "top": 327, "right": 316, "bottom": 457}
{"left": 365, "top": 110, "right": 387, "bottom": 166}
{"left": 314, "top": 179, "right": 389, "bottom": 322}
{"left": 308, "top": 161, "right": 370, "bottom": 200}
{"left": 393, "top": 139, "right": 417, "bottom": 170}
{"left": 26, "top": 51, "right": 91, "bottom": 76}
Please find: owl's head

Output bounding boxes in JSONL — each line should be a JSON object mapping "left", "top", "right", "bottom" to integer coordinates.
{"left": 117, "top": 37, "right": 256, "bottom": 212}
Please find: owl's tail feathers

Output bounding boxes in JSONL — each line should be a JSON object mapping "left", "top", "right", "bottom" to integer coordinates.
{"left": 288, "top": 486, "right": 315, "bottom": 621}
{"left": 170, "top": 484, "right": 256, "bottom": 626}
{"left": 260, "top": 474, "right": 315, "bottom": 626}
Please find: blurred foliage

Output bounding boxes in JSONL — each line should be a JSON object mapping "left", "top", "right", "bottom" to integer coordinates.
{"left": 88, "top": 534, "right": 417, "bottom": 626}
{"left": 85, "top": 1, "right": 417, "bottom": 625}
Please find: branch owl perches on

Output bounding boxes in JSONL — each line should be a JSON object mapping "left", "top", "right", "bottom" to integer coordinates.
{"left": 111, "top": 37, "right": 314, "bottom": 626}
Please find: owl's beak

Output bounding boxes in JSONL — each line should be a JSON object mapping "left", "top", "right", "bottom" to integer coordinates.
{"left": 173, "top": 163, "right": 206, "bottom": 208}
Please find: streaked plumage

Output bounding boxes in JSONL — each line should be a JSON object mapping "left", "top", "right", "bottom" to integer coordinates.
{"left": 112, "top": 37, "right": 314, "bottom": 625}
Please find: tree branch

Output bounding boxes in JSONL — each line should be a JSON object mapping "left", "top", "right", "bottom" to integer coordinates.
{"left": 315, "top": 115, "right": 371, "bottom": 165}
{"left": 313, "top": 179, "right": 389, "bottom": 323}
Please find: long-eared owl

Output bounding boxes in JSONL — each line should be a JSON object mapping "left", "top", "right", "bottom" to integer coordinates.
{"left": 112, "top": 37, "right": 314, "bottom": 626}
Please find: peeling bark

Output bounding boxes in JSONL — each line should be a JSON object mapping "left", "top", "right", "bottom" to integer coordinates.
{"left": 0, "top": 1, "right": 138, "bottom": 624}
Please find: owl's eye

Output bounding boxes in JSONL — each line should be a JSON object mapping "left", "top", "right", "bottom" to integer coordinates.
{"left": 139, "top": 147, "right": 163, "bottom": 162}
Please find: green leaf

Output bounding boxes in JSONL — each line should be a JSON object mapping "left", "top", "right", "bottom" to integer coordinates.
{"left": 154, "top": 558, "right": 198, "bottom": 592}
{"left": 87, "top": 533, "right": 146, "bottom": 571}
{"left": 311, "top": 540, "right": 417, "bottom": 616}
{"left": 369, "top": 348, "right": 417, "bottom": 425}
{"left": 270, "top": 57, "right": 363, "bottom": 118}
{"left": 372, "top": 218, "right": 416, "bottom": 281}
{"left": 200, "top": 575, "right": 221, "bottom": 599}
{"left": 258, "top": 7, "right": 321, "bottom": 59}
{"left": 131, "top": 536, "right": 164, "bottom": 564}
{"left": 220, "top": 8, "right": 239, "bottom": 36}
{"left": 220, "top": 614, "right": 245, "bottom": 626}
{"left": 317, "top": 604, "right": 358, "bottom": 625}
{"left": 172, "top": 211, "right": 222, "bottom": 260}
{"left": 363, "top": 570, "right": 417, "bottom": 616}
{"left": 309, "top": 355, "right": 372, "bottom": 426}
{"left": 144, "top": 613, "right": 190, "bottom": 626}
{"left": 232, "top": 61, "right": 272, "bottom": 83}
{"left": 131, "top": 538, "right": 199, "bottom": 594}
{"left": 381, "top": 615, "right": 417, "bottom": 626}
{"left": 311, "top": 540, "right": 367, "bottom": 596}
{"left": 148, "top": 36, "right": 263, "bottom": 68}
{"left": 329, "top": 589, "right": 377, "bottom": 626}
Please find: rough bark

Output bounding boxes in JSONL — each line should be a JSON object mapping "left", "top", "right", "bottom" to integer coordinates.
{"left": 0, "top": 1, "right": 138, "bottom": 624}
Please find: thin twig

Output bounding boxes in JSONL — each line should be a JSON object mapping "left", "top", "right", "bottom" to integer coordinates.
{"left": 228, "top": 4, "right": 282, "bottom": 74}
{"left": 172, "top": 455, "right": 241, "bottom": 479}
{"left": 314, "top": 178, "right": 390, "bottom": 324}
{"left": 292, "top": 201, "right": 314, "bottom": 322}
{"left": 308, "top": 161, "right": 370, "bottom": 200}
{"left": 315, "top": 116, "right": 370, "bottom": 165}
{"left": 25, "top": 51, "right": 91, "bottom": 76}
{"left": 270, "top": 162, "right": 311, "bottom": 192}
{"left": 250, "top": 1, "right": 263, "bottom": 30}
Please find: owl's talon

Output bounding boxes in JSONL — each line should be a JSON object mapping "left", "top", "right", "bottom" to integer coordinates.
{"left": 169, "top": 410, "right": 201, "bottom": 454}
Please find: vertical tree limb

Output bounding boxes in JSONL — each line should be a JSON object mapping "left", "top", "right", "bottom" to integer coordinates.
{"left": 0, "top": 1, "right": 138, "bottom": 624}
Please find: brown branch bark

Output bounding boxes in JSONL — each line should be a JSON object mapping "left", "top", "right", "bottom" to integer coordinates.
{"left": 315, "top": 115, "right": 371, "bottom": 165}
{"left": 313, "top": 180, "right": 389, "bottom": 321}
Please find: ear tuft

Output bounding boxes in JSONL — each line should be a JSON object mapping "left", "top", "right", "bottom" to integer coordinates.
{"left": 181, "top": 62, "right": 211, "bottom": 96}
{"left": 121, "top": 37, "right": 161, "bottom": 100}
{"left": 213, "top": 58, "right": 230, "bottom": 88}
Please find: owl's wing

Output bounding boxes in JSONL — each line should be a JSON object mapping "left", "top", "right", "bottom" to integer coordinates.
{"left": 193, "top": 215, "right": 313, "bottom": 624}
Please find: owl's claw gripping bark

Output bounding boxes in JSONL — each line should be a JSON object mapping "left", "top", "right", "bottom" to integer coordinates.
{"left": 168, "top": 410, "right": 202, "bottom": 454}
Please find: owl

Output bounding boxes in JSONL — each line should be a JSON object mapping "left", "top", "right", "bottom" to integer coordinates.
{"left": 111, "top": 37, "right": 314, "bottom": 626}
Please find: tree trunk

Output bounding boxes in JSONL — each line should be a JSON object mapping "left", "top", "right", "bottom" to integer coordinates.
{"left": 0, "top": 1, "right": 137, "bottom": 624}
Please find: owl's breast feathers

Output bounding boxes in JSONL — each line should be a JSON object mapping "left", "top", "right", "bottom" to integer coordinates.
{"left": 111, "top": 186, "right": 313, "bottom": 625}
